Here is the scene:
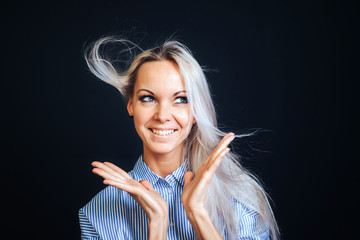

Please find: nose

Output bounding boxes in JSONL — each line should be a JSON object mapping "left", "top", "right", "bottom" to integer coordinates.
{"left": 154, "top": 102, "right": 171, "bottom": 123}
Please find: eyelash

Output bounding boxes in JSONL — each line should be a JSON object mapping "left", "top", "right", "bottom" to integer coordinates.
{"left": 138, "top": 95, "right": 188, "bottom": 104}
{"left": 174, "top": 97, "right": 188, "bottom": 104}
{"left": 139, "top": 95, "right": 156, "bottom": 103}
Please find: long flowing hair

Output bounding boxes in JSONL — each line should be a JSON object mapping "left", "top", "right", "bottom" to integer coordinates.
{"left": 84, "top": 36, "right": 279, "bottom": 240}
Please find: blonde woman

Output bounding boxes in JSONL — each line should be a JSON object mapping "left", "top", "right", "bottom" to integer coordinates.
{"left": 79, "top": 37, "right": 279, "bottom": 240}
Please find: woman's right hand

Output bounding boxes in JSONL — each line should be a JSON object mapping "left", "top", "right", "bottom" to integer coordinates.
{"left": 91, "top": 161, "right": 168, "bottom": 240}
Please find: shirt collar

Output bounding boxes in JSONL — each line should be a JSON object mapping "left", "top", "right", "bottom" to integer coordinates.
{"left": 167, "top": 158, "right": 189, "bottom": 187}
{"left": 132, "top": 155, "right": 189, "bottom": 187}
{"left": 132, "top": 155, "right": 159, "bottom": 186}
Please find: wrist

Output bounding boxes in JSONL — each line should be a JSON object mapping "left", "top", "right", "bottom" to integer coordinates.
{"left": 186, "top": 208, "right": 223, "bottom": 240}
{"left": 148, "top": 217, "right": 169, "bottom": 228}
{"left": 186, "top": 205, "right": 208, "bottom": 218}
{"left": 148, "top": 218, "right": 168, "bottom": 240}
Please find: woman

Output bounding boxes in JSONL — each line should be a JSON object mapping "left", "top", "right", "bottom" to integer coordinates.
{"left": 79, "top": 37, "right": 279, "bottom": 240}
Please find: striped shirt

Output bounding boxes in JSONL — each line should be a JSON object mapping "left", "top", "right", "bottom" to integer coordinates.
{"left": 79, "top": 156, "right": 270, "bottom": 239}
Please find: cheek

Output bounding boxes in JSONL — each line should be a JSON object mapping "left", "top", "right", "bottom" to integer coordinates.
{"left": 175, "top": 109, "right": 194, "bottom": 131}
{"left": 133, "top": 109, "right": 152, "bottom": 133}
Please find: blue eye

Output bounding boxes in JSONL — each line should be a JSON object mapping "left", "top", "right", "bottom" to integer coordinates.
{"left": 139, "top": 95, "right": 156, "bottom": 102}
{"left": 175, "top": 97, "right": 188, "bottom": 104}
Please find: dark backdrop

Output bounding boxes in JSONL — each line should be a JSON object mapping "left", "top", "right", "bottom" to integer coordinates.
{"left": 2, "top": 0, "right": 358, "bottom": 239}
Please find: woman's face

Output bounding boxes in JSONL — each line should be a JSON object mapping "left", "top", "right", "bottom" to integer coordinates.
{"left": 127, "top": 60, "right": 195, "bottom": 156}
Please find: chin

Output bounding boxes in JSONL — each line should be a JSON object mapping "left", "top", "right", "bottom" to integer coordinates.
{"left": 144, "top": 140, "right": 183, "bottom": 155}
{"left": 148, "top": 144, "right": 178, "bottom": 155}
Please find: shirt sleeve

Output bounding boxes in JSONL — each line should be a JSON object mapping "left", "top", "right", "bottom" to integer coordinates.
{"left": 236, "top": 201, "right": 270, "bottom": 240}
{"left": 79, "top": 208, "right": 101, "bottom": 240}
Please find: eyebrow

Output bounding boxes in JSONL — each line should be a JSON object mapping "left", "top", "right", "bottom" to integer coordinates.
{"left": 136, "top": 89, "right": 154, "bottom": 95}
{"left": 173, "top": 90, "right": 186, "bottom": 96}
{"left": 136, "top": 89, "right": 186, "bottom": 96}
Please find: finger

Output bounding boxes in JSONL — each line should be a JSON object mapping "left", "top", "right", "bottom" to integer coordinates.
{"left": 207, "top": 147, "right": 230, "bottom": 176}
{"left": 103, "top": 179, "right": 137, "bottom": 194}
{"left": 139, "top": 180, "right": 155, "bottom": 192}
{"left": 183, "top": 171, "right": 194, "bottom": 188}
{"left": 103, "top": 162, "right": 132, "bottom": 179}
{"left": 212, "top": 133, "right": 234, "bottom": 157}
{"left": 92, "top": 167, "right": 123, "bottom": 182}
{"left": 92, "top": 161, "right": 123, "bottom": 179}
{"left": 207, "top": 133, "right": 235, "bottom": 163}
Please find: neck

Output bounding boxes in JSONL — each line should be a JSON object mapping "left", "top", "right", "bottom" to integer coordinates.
{"left": 143, "top": 146, "right": 183, "bottom": 178}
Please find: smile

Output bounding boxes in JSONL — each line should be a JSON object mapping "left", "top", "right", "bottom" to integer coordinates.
{"left": 150, "top": 129, "right": 177, "bottom": 136}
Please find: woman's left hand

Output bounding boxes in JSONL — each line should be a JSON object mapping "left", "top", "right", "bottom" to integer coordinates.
{"left": 181, "top": 132, "right": 235, "bottom": 239}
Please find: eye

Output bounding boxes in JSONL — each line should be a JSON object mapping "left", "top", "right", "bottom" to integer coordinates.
{"left": 139, "top": 95, "right": 156, "bottom": 103}
{"left": 174, "top": 96, "right": 188, "bottom": 104}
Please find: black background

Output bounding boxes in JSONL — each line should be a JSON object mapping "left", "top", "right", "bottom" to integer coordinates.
{"left": 2, "top": 0, "right": 358, "bottom": 239}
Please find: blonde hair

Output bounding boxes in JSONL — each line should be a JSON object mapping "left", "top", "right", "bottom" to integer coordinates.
{"left": 84, "top": 36, "right": 279, "bottom": 240}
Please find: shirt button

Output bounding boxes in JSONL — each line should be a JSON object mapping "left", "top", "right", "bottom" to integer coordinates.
{"left": 167, "top": 189, "right": 172, "bottom": 194}
{"left": 169, "top": 222, "right": 174, "bottom": 227}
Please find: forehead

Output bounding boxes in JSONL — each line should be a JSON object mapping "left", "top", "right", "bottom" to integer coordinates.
{"left": 135, "top": 60, "right": 185, "bottom": 92}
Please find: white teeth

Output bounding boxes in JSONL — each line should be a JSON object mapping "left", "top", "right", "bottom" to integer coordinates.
{"left": 151, "top": 129, "right": 175, "bottom": 136}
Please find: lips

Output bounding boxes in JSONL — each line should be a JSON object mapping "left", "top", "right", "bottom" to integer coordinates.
{"left": 149, "top": 128, "right": 177, "bottom": 136}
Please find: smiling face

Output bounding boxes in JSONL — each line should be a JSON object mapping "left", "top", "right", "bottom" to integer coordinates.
{"left": 127, "top": 60, "right": 195, "bottom": 158}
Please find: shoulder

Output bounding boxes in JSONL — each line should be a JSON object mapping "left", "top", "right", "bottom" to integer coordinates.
{"left": 233, "top": 200, "right": 270, "bottom": 240}
{"left": 79, "top": 186, "right": 123, "bottom": 239}
{"left": 79, "top": 185, "right": 135, "bottom": 239}
{"left": 79, "top": 171, "right": 137, "bottom": 230}
{"left": 80, "top": 185, "right": 125, "bottom": 219}
{"left": 81, "top": 170, "right": 136, "bottom": 217}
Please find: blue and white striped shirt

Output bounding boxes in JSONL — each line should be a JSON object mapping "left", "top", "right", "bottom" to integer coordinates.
{"left": 79, "top": 156, "right": 269, "bottom": 239}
